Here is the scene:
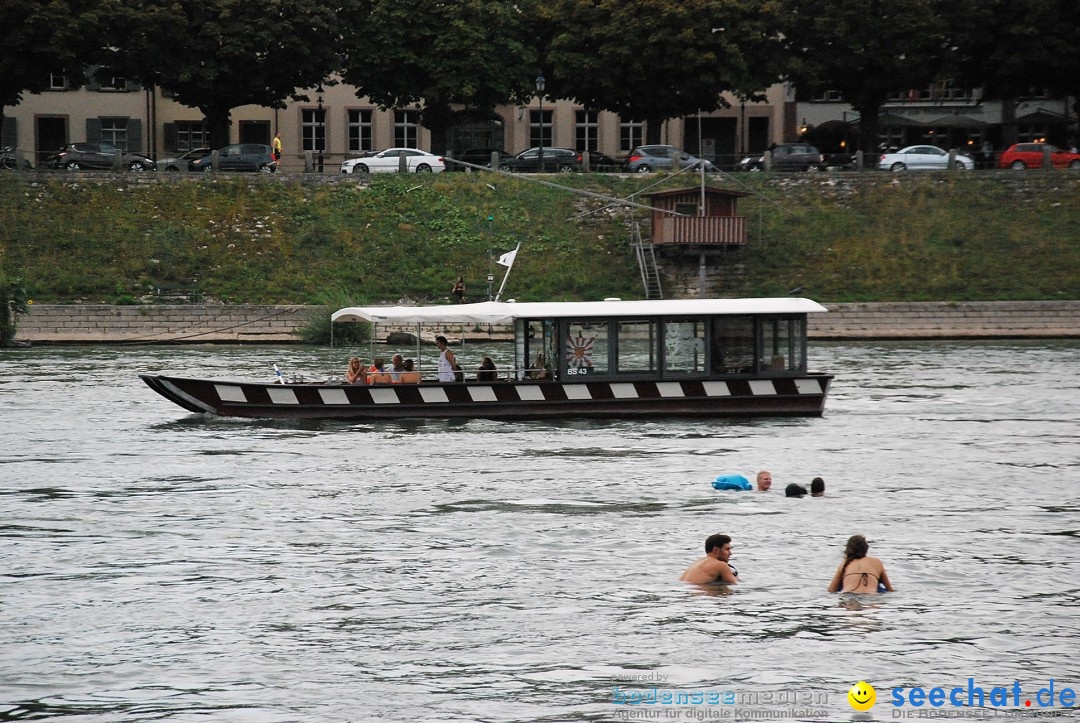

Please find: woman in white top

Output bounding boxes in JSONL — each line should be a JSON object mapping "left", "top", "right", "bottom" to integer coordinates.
{"left": 435, "top": 335, "right": 457, "bottom": 382}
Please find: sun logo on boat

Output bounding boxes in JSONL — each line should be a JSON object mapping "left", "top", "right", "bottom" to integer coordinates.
{"left": 566, "top": 333, "right": 594, "bottom": 369}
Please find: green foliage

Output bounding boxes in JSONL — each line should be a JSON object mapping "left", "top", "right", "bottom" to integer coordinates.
{"left": 104, "top": 0, "right": 349, "bottom": 145}
{"left": 0, "top": 173, "right": 1077, "bottom": 308}
{"left": 0, "top": 273, "right": 30, "bottom": 347}
{"left": 546, "top": 0, "right": 782, "bottom": 140}
{"left": 300, "top": 289, "right": 372, "bottom": 346}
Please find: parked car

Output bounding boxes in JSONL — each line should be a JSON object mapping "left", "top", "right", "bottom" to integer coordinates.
{"left": 340, "top": 148, "right": 445, "bottom": 174}
{"left": 159, "top": 147, "right": 211, "bottom": 171}
{"left": 879, "top": 145, "right": 974, "bottom": 171}
{"left": 624, "top": 145, "right": 715, "bottom": 173}
{"left": 190, "top": 144, "right": 277, "bottom": 172}
{"left": 46, "top": 143, "right": 156, "bottom": 171}
{"left": 737, "top": 143, "right": 824, "bottom": 172}
{"left": 585, "top": 150, "right": 625, "bottom": 172}
{"left": 996, "top": 143, "right": 1080, "bottom": 170}
{"left": 502, "top": 147, "right": 583, "bottom": 173}
{"left": 446, "top": 148, "right": 513, "bottom": 172}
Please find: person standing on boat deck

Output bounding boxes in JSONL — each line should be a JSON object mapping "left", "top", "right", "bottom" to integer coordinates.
{"left": 345, "top": 357, "right": 365, "bottom": 384}
{"left": 435, "top": 335, "right": 457, "bottom": 382}
{"left": 387, "top": 354, "right": 405, "bottom": 383}
{"left": 451, "top": 276, "right": 466, "bottom": 303}
{"left": 680, "top": 534, "right": 739, "bottom": 584}
{"left": 827, "top": 535, "right": 893, "bottom": 593}
{"left": 756, "top": 470, "right": 773, "bottom": 492}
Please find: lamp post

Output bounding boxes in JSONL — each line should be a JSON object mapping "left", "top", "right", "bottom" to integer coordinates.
{"left": 316, "top": 83, "right": 325, "bottom": 173}
{"left": 535, "top": 73, "right": 545, "bottom": 172}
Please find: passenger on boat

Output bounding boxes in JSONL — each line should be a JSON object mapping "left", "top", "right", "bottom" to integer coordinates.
{"left": 530, "top": 352, "right": 548, "bottom": 380}
{"left": 400, "top": 358, "right": 421, "bottom": 384}
{"left": 680, "top": 534, "right": 739, "bottom": 585}
{"left": 387, "top": 354, "right": 405, "bottom": 383}
{"left": 476, "top": 357, "right": 498, "bottom": 382}
{"left": 811, "top": 477, "right": 826, "bottom": 497}
{"left": 435, "top": 336, "right": 457, "bottom": 382}
{"left": 827, "top": 535, "right": 893, "bottom": 593}
{"left": 345, "top": 357, "right": 366, "bottom": 385}
{"left": 756, "top": 470, "right": 773, "bottom": 492}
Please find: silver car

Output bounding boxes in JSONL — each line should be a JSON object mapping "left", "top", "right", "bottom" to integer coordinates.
{"left": 625, "top": 145, "right": 716, "bottom": 173}
{"left": 879, "top": 145, "right": 974, "bottom": 171}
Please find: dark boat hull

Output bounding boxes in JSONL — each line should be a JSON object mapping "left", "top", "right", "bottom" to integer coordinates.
{"left": 140, "top": 374, "right": 833, "bottom": 420}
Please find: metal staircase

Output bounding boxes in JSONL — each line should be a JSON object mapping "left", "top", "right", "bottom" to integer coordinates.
{"left": 631, "top": 222, "right": 663, "bottom": 299}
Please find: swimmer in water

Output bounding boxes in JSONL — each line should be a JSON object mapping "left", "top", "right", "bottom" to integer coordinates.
{"left": 827, "top": 534, "right": 893, "bottom": 593}
{"left": 756, "top": 470, "right": 772, "bottom": 492}
{"left": 680, "top": 534, "right": 739, "bottom": 585}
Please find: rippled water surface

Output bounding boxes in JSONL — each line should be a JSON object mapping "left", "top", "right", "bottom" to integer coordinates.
{"left": 2, "top": 341, "right": 1078, "bottom": 722}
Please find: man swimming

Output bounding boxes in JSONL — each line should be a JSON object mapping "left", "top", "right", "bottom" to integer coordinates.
{"left": 680, "top": 534, "right": 739, "bottom": 584}
{"left": 756, "top": 470, "right": 773, "bottom": 492}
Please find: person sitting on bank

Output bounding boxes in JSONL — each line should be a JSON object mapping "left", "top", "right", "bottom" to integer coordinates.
{"left": 345, "top": 357, "right": 366, "bottom": 385}
{"left": 811, "top": 477, "right": 826, "bottom": 497}
{"left": 476, "top": 357, "right": 498, "bottom": 382}
{"left": 679, "top": 534, "right": 739, "bottom": 585}
{"left": 827, "top": 534, "right": 893, "bottom": 593}
{"left": 435, "top": 335, "right": 458, "bottom": 382}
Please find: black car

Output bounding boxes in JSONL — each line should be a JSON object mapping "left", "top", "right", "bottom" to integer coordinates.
{"left": 737, "top": 143, "right": 823, "bottom": 172}
{"left": 584, "top": 150, "right": 624, "bottom": 172}
{"left": 502, "top": 147, "right": 583, "bottom": 173}
{"left": 47, "top": 143, "right": 156, "bottom": 171}
{"left": 190, "top": 144, "right": 277, "bottom": 173}
{"left": 447, "top": 148, "right": 513, "bottom": 172}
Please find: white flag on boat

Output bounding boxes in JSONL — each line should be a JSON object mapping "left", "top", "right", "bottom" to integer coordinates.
{"left": 496, "top": 249, "right": 517, "bottom": 267}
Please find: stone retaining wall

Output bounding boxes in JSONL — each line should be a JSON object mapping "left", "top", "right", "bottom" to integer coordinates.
{"left": 17, "top": 304, "right": 315, "bottom": 344}
{"left": 13, "top": 301, "right": 1080, "bottom": 344}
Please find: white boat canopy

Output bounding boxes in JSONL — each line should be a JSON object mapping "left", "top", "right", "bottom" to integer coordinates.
{"left": 332, "top": 298, "right": 828, "bottom": 325}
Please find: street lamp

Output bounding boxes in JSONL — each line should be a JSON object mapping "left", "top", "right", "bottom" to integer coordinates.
{"left": 316, "top": 83, "right": 325, "bottom": 172}
{"left": 535, "top": 73, "right": 545, "bottom": 172}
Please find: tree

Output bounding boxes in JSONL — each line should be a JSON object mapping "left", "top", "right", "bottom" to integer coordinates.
{"left": 0, "top": 274, "right": 30, "bottom": 348}
{"left": 339, "top": 0, "right": 537, "bottom": 154}
{"left": 0, "top": 0, "right": 104, "bottom": 139}
{"left": 544, "top": 0, "right": 784, "bottom": 145}
{"left": 778, "top": 0, "right": 951, "bottom": 152}
{"left": 106, "top": 0, "right": 350, "bottom": 146}
{"left": 949, "top": 0, "right": 1080, "bottom": 144}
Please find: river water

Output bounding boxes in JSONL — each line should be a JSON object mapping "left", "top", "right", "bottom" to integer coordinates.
{"left": 1, "top": 341, "right": 1078, "bottom": 722}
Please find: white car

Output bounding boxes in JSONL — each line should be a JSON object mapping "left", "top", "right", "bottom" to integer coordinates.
{"left": 340, "top": 148, "right": 445, "bottom": 174}
{"left": 878, "top": 145, "right": 974, "bottom": 172}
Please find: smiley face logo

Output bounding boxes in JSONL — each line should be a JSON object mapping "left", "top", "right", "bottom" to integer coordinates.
{"left": 847, "top": 681, "right": 876, "bottom": 711}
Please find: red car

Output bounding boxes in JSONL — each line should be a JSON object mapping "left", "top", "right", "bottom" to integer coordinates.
{"left": 997, "top": 143, "right": 1080, "bottom": 170}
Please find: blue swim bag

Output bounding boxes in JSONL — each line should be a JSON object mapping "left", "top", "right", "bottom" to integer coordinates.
{"left": 713, "top": 474, "right": 752, "bottom": 491}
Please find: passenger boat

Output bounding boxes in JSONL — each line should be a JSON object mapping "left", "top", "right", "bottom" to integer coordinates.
{"left": 140, "top": 298, "right": 833, "bottom": 420}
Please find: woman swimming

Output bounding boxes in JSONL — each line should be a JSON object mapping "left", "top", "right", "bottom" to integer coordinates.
{"left": 827, "top": 534, "right": 893, "bottom": 593}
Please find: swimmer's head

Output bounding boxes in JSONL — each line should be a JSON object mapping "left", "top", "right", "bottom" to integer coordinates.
{"left": 756, "top": 470, "right": 772, "bottom": 491}
{"left": 844, "top": 534, "right": 869, "bottom": 560}
{"left": 785, "top": 483, "right": 807, "bottom": 498}
{"left": 705, "top": 533, "right": 731, "bottom": 556}
{"left": 811, "top": 477, "right": 825, "bottom": 496}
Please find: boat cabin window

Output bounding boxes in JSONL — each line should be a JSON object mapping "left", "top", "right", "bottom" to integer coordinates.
{"left": 711, "top": 316, "right": 756, "bottom": 374}
{"left": 664, "top": 320, "right": 706, "bottom": 375}
{"left": 617, "top": 320, "right": 658, "bottom": 374}
{"left": 517, "top": 319, "right": 556, "bottom": 380}
{"left": 760, "top": 317, "right": 805, "bottom": 373}
{"left": 564, "top": 321, "right": 607, "bottom": 377}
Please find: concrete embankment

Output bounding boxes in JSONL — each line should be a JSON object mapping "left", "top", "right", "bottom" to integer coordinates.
{"left": 13, "top": 300, "right": 1080, "bottom": 345}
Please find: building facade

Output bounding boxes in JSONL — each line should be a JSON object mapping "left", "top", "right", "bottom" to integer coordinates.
{"left": 2, "top": 75, "right": 1073, "bottom": 171}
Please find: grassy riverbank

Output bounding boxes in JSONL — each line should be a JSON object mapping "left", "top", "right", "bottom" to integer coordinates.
{"left": 1, "top": 172, "right": 1077, "bottom": 304}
